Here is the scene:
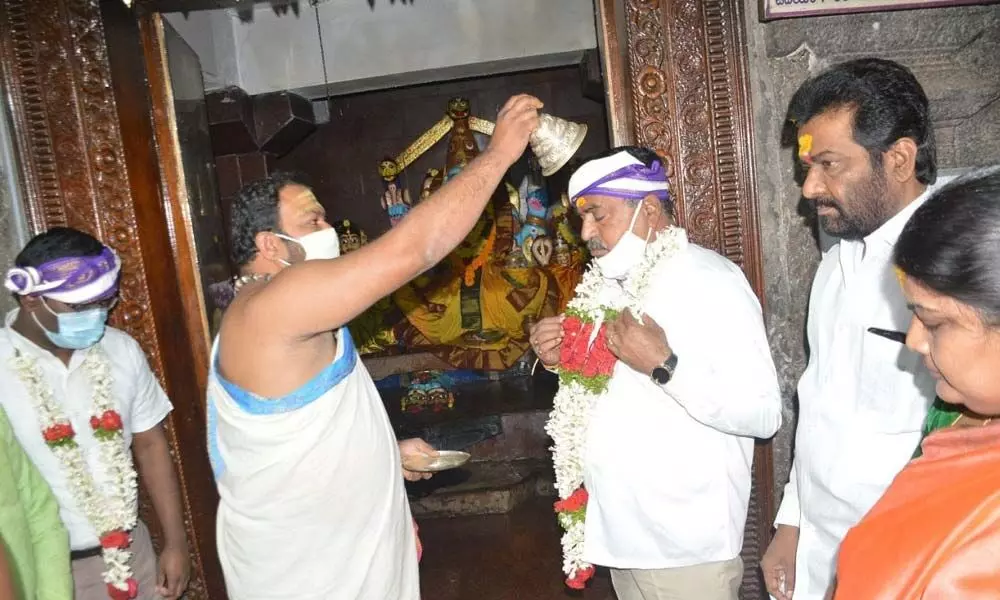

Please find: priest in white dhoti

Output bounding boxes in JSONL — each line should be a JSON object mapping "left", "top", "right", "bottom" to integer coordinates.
{"left": 530, "top": 147, "right": 782, "bottom": 599}
{"left": 207, "top": 95, "right": 541, "bottom": 599}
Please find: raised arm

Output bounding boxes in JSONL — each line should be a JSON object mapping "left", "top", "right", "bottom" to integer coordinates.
{"left": 249, "top": 94, "right": 542, "bottom": 337}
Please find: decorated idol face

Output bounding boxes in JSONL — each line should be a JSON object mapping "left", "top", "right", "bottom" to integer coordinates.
{"left": 379, "top": 159, "right": 399, "bottom": 180}
{"left": 798, "top": 108, "right": 899, "bottom": 240}
{"left": 339, "top": 230, "right": 363, "bottom": 253}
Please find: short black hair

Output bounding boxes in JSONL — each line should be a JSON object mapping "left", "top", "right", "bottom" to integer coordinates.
{"left": 15, "top": 227, "right": 105, "bottom": 269}
{"left": 895, "top": 165, "right": 1000, "bottom": 324}
{"left": 229, "top": 171, "right": 308, "bottom": 267}
{"left": 788, "top": 57, "right": 937, "bottom": 185}
{"left": 581, "top": 145, "right": 674, "bottom": 213}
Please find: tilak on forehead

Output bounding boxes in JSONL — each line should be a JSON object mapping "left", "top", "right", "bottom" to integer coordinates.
{"left": 567, "top": 150, "right": 671, "bottom": 207}
{"left": 798, "top": 134, "right": 814, "bottom": 165}
{"left": 293, "top": 189, "right": 322, "bottom": 209}
{"left": 3, "top": 246, "right": 121, "bottom": 304}
{"left": 894, "top": 265, "right": 907, "bottom": 289}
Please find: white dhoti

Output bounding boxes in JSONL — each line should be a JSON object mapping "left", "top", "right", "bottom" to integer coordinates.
{"left": 207, "top": 328, "right": 419, "bottom": 600}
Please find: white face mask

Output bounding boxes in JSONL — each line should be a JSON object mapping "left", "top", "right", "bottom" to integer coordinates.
{"left": 276, "top": 228, "right": 341, "bottom": 264}
{"left": 594, "top": 204, "right": 649, "bottom": 280}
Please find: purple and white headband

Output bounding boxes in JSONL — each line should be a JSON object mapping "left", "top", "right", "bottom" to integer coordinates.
{"left": 567, "top": 150, "right": 671, "bottom": 204}
{"left": 4, "top": 247, "right": 121, "bottom": 304}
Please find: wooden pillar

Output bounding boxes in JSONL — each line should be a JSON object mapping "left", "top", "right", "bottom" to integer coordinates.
{"left": 0, "top": 0, "right": 223, "bottom": 597}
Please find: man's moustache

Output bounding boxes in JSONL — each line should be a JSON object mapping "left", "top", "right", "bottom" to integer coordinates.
{"left": 814, "top": 198, "right": 841, "bottom": 211}
{"left": 587, "top": 239, "right": 607, "bottom": 252}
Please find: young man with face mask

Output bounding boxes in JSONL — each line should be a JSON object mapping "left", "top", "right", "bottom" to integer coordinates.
{"left": 530, "top": 147, "right": 782, "bottom": 600}
{"left": 0, "top": 227, "right": 190, "bottom": 600}
{"left": 209, "top": 94, "right": 541, "bottom": 599}
{"left": 760, "top": 58, "right": 945, "bottom": 600}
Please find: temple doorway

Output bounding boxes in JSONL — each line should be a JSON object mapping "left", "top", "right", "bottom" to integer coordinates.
{"left": 159, "top": 1, "right": 613, "bottom": 377}
{"left": 159, "top": 4, "right": 615, "bottom": 593}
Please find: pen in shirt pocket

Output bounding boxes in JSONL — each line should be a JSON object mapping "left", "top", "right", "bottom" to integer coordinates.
{"left": 867, "top": 327, "right": 907, "bottom": 344}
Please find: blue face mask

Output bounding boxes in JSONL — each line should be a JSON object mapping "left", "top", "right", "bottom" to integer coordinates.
{"left": 33, "top": 298, "right": 109, "bottom": 350}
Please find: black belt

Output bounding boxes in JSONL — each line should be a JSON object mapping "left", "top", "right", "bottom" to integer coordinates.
{"left": 71, "top": 546, "right": 103, "bottom": 561}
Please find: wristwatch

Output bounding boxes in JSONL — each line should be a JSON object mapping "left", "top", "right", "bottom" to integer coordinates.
{"left": 650, "top": 353, "right": 678, "bottom": 385}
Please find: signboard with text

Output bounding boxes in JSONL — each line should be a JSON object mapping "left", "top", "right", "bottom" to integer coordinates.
{"left": 761, "top": 0, "right": 1000, "bottom": 21}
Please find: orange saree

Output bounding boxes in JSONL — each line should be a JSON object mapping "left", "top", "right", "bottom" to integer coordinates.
{"left": 835, "top": 424, "right": 1000, "bottom": 599}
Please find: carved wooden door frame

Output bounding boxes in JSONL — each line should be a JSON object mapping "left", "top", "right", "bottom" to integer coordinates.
{"left": 597, "top": 1, "right": 773, "bottom": 597}
{"left": 0, "top": 0, "right": 223, "bottom": 597}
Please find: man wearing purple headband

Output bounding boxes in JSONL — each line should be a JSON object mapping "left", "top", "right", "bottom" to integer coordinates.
{"left": 1, "top": 227, "right": 189, "bottom": 600}
{"left": 530, "top": 147, "right": 781, "bottom": 599}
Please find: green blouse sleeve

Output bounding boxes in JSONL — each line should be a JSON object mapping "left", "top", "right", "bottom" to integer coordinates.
{"left": 913, "top": 397, "right": 961, "bottom": 458}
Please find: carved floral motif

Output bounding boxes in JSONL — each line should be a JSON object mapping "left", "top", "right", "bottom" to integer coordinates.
{"left": 0, "top": 0, "right": 209, "bottom": 597}
{"left": 622, "top": 1, "right": 770, "bottom": 597}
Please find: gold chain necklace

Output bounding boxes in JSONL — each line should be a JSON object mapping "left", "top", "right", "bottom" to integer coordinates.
{"left": 233, "top": 273, "right": 272, "bottom": 293}
{"left": 952, "top": 413, "right": 994, "bottom": 428}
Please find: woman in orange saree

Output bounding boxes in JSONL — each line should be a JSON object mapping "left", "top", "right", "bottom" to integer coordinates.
{"left": 834, "top": 166, "right": 1000, "bottom": 599}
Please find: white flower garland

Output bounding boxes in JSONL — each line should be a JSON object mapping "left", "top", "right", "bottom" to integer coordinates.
{"left": 546, "top": 226, "right": 688, "bottom": 583}
{"left": 10, "top": 347, "right": 139, "bottom": 597}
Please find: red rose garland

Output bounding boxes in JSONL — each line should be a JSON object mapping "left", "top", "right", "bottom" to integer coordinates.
{"left": 550, "top": 314, "right": 617, "bottom": 588}
{"left": 11, "top": 348, "right": 140, "bottom": 599}
{"left": 42, "top": 423, "right": 75, "bottom": 445}
{"left": 566, "top": 565, "right": 597, "bottom": 590}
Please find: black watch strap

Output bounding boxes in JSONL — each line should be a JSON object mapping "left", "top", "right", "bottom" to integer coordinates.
{"left": 651, "top": 353, "right": 678, "bottom": 385}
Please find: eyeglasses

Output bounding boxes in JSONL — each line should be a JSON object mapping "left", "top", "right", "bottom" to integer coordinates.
{"left": 64, "top": 296, "right": 119, "bottom": 312}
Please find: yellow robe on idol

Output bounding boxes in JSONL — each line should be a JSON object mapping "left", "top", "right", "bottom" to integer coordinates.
{"left": 387, "top": 100, "right": 579, "bottom": 371}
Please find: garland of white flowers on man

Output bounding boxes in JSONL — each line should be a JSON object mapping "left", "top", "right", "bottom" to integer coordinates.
{"left": 11, "top": 347, "right": 140, "bottom": 600}
{"left": 545, "top": 225, "right": 687, "bottom": 589}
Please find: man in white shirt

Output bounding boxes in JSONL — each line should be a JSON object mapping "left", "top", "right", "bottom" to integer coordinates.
{"left": 531, "top": 146, "right": 782, "bottom": 600}
{"left": 0, "top": 227, "right": 189, "bottom": 600}
{"left": 761, "top": 58, "right": 941, "bottom": 600}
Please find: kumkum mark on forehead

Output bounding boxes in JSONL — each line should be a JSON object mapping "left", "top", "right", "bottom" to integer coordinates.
{"left": 294, "top": 189, "right": 324, "bottom": 211}
{"left": 798, "top": 134, "right": 814, "bottom": 165}
{"left": 575, "top": 197, "right": 587, "bottom": 210}
{"left": 294, "top": 190, "right": 319, "bottom": 202}
{"left": 894, "top": 265, "right": 907, "bottom": 289}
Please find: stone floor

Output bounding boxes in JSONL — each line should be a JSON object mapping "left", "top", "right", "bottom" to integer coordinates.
{"left": 391, "top": 371, "right": 615, "bottom": 597}
{"left": 417, "top": 497, "right": 616, "bottom": 600}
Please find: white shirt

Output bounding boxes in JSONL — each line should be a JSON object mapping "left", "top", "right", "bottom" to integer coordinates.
{"left": 584, "top": 243, "right": 783, "bottom": 569}
{"left": 773, "top": 184, "right": 945, "bottom": 599}
{"left": 0, "top": 310, "right": 173, "bottom": 550}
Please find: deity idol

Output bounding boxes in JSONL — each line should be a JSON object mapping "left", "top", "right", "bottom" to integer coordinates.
{"left": 379, "top": 159, "right": 412, "bottom": 226}
{"left": 515, "top": 157, "right": 554, "bottom": 267}
{"left": 365, "top": 97, "right": 588, "bottom": 370}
